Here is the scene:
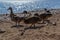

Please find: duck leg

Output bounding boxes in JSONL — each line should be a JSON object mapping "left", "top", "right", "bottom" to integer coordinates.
{"left": 15, "top": 21, "right": 18, "bottom": 26}
{"left": 42, "top": 20, "right": 46, "bottom": 24}
{"left": 30, "top": 24, "right": 33, "bottom": 28}
{"left": 34, "top": 24, "right": 36, "bottom": 28}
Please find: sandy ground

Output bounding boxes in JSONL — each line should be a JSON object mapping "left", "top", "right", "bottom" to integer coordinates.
{"left": 0, "top": 9, "right": 60, "bottom": 40}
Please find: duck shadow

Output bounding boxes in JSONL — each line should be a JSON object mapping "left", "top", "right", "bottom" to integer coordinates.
{"left": 11, "top": 25, "right": 24, "bottom": 28}
{"left": 20, "top": 25, "right": 45, "bottom": 36}
{"left": 24, "top": 25, "right": 45, "bottom": 30}
{"left": 0, "top": 30, "right": 6, "bottom": 34}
